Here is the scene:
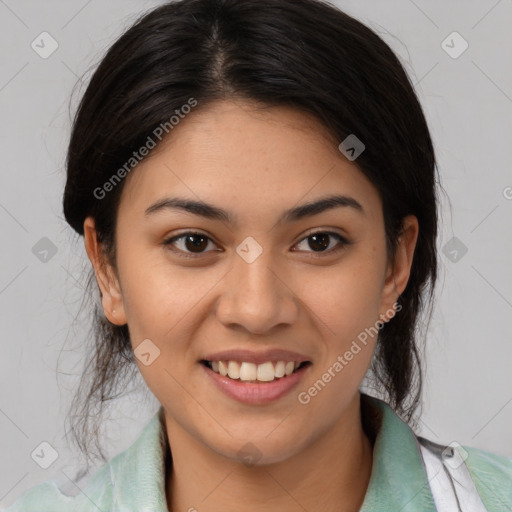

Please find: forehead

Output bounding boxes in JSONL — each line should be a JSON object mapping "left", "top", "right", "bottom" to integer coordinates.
{"left": 118, "top": 100, "right": 381, "bottom": 224}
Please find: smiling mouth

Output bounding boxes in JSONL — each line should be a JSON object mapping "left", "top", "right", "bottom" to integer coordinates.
{"left": 201, "top": 360, "right": 312, "bottom": 383}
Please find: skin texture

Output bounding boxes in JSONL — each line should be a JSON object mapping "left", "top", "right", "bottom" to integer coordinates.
{"left": 84, "top": 99, "right": 418, "bottom": 512}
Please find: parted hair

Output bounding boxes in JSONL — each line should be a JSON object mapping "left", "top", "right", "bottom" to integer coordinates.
{"left": 62, "top": 0, "right": 439, "bottom": 466}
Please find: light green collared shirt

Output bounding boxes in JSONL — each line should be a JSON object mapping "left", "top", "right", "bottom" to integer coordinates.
{"left": 3, "top": 394, "right": 511, "bottom": 511}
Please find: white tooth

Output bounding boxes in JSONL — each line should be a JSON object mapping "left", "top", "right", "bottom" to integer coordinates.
{"left": 218, "top": 361, "right": 228, "bottom": 377}
{"left": 274, "top": 361, "right": 286, "bottom": 378}
{"left": 285, "top": 361, "right": 295, "bottom": 376}
{"left": 211, "top": 361, "right": 219, "bottom": 372}
{"left": 228, "top": 361, "right": 240, "bottom": 379}
{"left": 257, "top": 362, "right": 275, "bottom": 382}
{"left": 239, "top": 362, "right": 257, "bottom": 381}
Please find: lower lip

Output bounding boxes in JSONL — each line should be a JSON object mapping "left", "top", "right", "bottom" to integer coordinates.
{"left": 201, "top": 363, "right": 311, "bottom": 405}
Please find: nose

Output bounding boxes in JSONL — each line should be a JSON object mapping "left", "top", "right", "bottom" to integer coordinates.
{"left": 215, "top": 249, "right": 299, "bottom": 335}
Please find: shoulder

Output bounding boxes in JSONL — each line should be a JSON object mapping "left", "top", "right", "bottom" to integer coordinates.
{"left": 1, "top": 481, "right": 68, "bottom": 511}
{"left": 461, "top": 444, "right": 512, "bottom": 507}
{"left": 1, "top": 465, "right": 114, "bottom": 512}
{"left": 419, "top": 435, "right": 512, "bottom": 510}
{"left": 2, "top": 408, "right": 167, "bottom": 512}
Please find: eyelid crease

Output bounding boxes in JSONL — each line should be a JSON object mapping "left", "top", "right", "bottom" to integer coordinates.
{"left": 162, "top": 229, "right": 351, "bottom": 259}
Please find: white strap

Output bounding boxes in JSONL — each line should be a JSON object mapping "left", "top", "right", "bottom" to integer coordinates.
{"left": 418, "top": 438, "right": 488, "bottom": 511}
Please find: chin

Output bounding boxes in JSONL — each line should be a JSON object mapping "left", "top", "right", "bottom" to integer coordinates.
{"left": 210, "top": 430, "right": 308, "bottom": 467}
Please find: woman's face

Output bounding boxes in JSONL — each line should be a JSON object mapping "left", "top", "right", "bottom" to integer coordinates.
{"left": 85, "top": 99, "right": 417, "bottom": 464}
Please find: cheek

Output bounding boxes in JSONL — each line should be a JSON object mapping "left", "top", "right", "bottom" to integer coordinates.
{"left": 301, "top": 255, "right": 385, "bottom": 338}
{"left": 119, "top": 241, "right": 386, "bottom": 350}
{"left": 116, "top": 243, "right": 203, "bottom": 330}
{"left": 294, "top": 261, "right": 384, "bottom": 418}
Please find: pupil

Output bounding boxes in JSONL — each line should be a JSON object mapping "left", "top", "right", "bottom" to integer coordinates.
{"left": 309, "top": 233, "right": 329, "bottom": 251}
{"left": 186, "top": 234, "right": 207, "bottom": 252}
{"left": 183, "top": 234, "right": 330, "bottom": 253}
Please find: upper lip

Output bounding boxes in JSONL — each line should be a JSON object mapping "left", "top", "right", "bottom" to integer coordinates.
{"left": 201, "top": 348, "right": 311, "bottom": 365}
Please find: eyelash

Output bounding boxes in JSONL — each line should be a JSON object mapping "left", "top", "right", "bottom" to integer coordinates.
{"left": 162, "top": 230, "right": 350, "bottom": 259}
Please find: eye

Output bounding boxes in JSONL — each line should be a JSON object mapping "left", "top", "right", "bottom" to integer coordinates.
{"left": 292, "top": 230, "right": 349, "bottom": 257}
{"left": 163, "top": 230, "right": 350, "bottom": 259}
{"left": 163, "top": 231, "right": 219, "bottom": 258}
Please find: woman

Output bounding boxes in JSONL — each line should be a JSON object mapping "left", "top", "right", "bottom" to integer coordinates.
{"left": 4, "top": 0, "right": 511, "bottom": 511}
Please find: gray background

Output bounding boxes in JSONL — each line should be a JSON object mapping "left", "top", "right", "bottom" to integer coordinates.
{"left": 1, "top": 0, "right": 511, "bottom": 507}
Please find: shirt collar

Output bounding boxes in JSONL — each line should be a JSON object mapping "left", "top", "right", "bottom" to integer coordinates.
{"left": 359, "top": 393, "right": 437, "bottom": 511}
{"left": 106, "top": 394, "right": 436, "bottom": 511}
{"left": 107, "top": 406, "right": 169, "bottom": 511}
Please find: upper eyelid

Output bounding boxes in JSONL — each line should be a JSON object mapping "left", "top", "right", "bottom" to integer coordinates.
{"left": 296, "top": 227, "right": 347, "bottom": 242}
{"left": 165, "top": 229, "right": 347, "bottom": 253}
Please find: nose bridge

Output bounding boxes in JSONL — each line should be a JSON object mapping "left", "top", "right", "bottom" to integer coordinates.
{"left": 216, "top": 238, "right": 297, "bottom": 332}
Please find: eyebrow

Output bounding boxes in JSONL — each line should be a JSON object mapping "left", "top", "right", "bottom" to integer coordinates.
{"left": 144, "top": 194, "right": 364, "bottom": 225}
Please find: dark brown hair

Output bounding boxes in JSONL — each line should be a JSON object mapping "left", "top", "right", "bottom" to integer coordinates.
{"left": 62, "top": 0, "right": 439, "bottom": 466}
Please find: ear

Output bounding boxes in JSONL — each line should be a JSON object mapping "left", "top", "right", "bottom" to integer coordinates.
{"left": 379, "top": 215, "right": 419, "bottom": 319}
{"left": 83, "top": 216, "right": 127, "bottom": 325}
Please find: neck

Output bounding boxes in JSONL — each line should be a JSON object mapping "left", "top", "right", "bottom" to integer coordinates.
{"left": 164, "top": 393, "right": 375, "bottom": 512}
